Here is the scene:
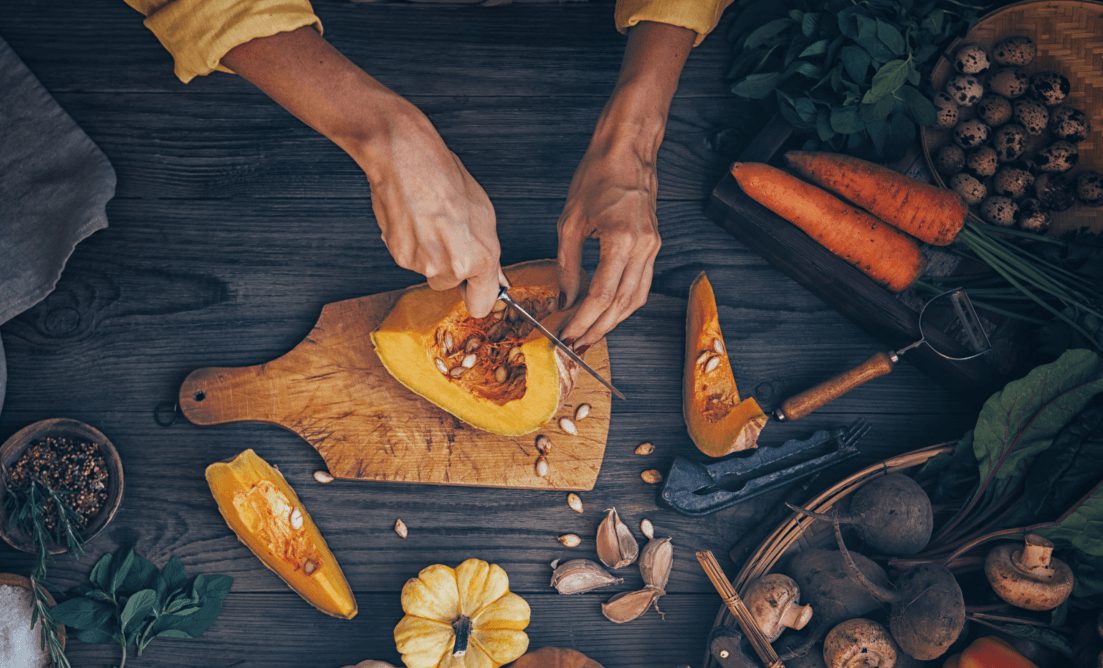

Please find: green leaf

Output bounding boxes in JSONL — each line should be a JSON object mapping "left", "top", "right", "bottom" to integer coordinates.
{"left": 801, "top": 12, "right": 821, "bottom": 38}
{"left": 786, "top": 61, "right": 822, "bottom": 79}
{"left": 863, "top": 59, "right": 910, "bottom": 103}
{"left": 75, "top": 627, "right": 116, "bottom": 645}
{"left": 120, "top": 553, "right": 159, "bottom": 594}
{"left": 51, "top": 597, "right": 114, "bottom": 631}
{"left": 860, "top": 95, "right": 898, "bottom": 122}
{"left": 120, "top": 589, "right": 159, "bottom": 635}
{"left": 884, "top": 111, "right": 916, "bottom": 160}
{"left": 798, "top": 39, "right": 829, "bottom": 58}
{"left": 829, "top": 106, "right": 862, "bottom": 134}
{"left": 875, "top": 19, "right": 906, "bottom": 55}
{"left": 1040, "top": 482, "right": 1103, "bottom": 599}
{"left": 110, "top": 548, "right": 136, "bottom": 596}
{"left": 986, "top": 624, "right": 1073, "bottom": 657}
{"left": 162, "top": 556, "right": 188, "bottom": 593}
{"left": 972, "top": 350, "right": 1103, "bottom": 500}
{"left": 839, "top": 46, "right": 870, "bottom": 83}
{"left": 815, "top": 109, "right": 835, "bottom": 142}
{"left": 732, "top": 72, "right": 783, "bottom": 99}
{"left": 89, "top": 553, "right": 113, "bottom": 593}
{"left": 744, "top": 18, "right": 793, "bottom": 49}
{"left": 900, "top": 85, "right": 937, "bottom": 125}
{"left": 921, "top": 9, "right": 945, "bottom": 35}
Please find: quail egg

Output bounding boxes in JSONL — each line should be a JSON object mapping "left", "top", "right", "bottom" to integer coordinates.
{"left": 950, "top": 173, "right": 988, "bottom": 205}
{"left": 935, "top": 144, "right": 966, "bottom": 176}
{"left": 966, "top": 146, "right": 999, "bottom": 177}
{"left": 1034, "top": 173, "right": 1076, "bottom": 211}
{"left": 993, "top": 124, "right": 1028, "bottom": 162}
{"left": 988, "top": 67, "right": 1030, "bottom": 98}
{"left": 992, "top": 166, "right": 1035, "bottom": 199}
{"left": 992, "top": 36, "right": 1036, "bottom": 67}
{"left": 1035, "top": 141, "right": 1079, "bottom": 173}
{"left": 1016, "top": 198, "right": 1051, "bottom": 233}
{"left": 1030, "top": 71, "right": 1070, "bottom": 106}
{"left": 976, "top": 94, "right": 1013, "bottom": 127}
{"left": 931, "top": 92, "right": 960, "bottom": 129}
{"left": 1077, "top": 171, "right": 1103, "bottom": 207}
{"left": 980, "top": 195, "right": 1019, "bottom": 226}
{"left": 946, "top": 74, "right": 985, "bottom": 107}
{"left": 953, "top": 119, "right": 991, "bottom": 148}
{"left": 954, "top": 44, "right": 990, "bottom": 75}
{"left": 1049, "top": 107, "right": 1091, "bottom": 143}
{"left": 1013, "top": 98, "right": 1049, "bottom": 135}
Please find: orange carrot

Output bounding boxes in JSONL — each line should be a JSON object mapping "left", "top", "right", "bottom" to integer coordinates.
{"left": 784, "top": 151, "right": 966, "bottom": 246}
{"left": 731, "top": 161, "right": 924, "bottom": 293}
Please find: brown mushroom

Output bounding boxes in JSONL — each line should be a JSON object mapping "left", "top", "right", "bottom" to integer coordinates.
{"left": 823, "top": 618, "right": 898, "bottom": 668}
{"left": 744, "top": 573, "right": 813, "bottom": 642}
{"left": 985, "top": 534, "right": 1074, "bottom": 611}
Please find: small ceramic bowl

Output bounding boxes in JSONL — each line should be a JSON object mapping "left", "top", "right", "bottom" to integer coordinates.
{"left": 0, "top": 572, "right": 66, "bottom": 649}
{"left": 0, "top": 418, "right": 124, "bottom": 554}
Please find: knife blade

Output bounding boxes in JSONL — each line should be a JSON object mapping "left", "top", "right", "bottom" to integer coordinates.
{"left": 496, "top": 287, "right": 626, "bottom": 400}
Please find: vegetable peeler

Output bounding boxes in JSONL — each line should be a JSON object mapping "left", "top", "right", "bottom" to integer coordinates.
{"left": 660, "top": 420, "right": 868, "bottom": 516}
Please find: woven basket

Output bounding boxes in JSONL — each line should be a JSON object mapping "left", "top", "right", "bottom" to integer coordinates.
{"left": 702, "top": 442, "right": 955, "bottom": 668}
{"left": 921, "top": 0, "right": 1103, "bottom": 235}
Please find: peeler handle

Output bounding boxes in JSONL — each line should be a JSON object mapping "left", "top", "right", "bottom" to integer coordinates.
{"left": 777, "top": 352, "right": 896, "bottom": 422}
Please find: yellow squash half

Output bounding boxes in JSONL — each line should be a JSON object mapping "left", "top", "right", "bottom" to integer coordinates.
{"left": 683, "top": 273, "right": 768, "bottom": 457}
{"left": 205, "top": 449, "right": 357, "bottom": 619}
{"left": 372, "top": 260, "right": 575, "bottom": 436}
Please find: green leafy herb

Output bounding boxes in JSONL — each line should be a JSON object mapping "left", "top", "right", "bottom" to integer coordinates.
{"left": 726, "top": 0, "right": 985, "bottom": 159}
{"left": 1040, "top": 482, "right": 1103, "bottom": 600}
{"left": 51, "top": 547, "right": 232, "bottom": 668}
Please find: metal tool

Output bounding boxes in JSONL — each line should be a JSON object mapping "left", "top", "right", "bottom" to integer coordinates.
{"left": 776, "top": 287, "right": 992, "bottom": 421}
{"left": 497, "top": 287, "right": 626, "bottom": 400}
{"left": 660, "top": 420, "right": 868, "bottom": 516}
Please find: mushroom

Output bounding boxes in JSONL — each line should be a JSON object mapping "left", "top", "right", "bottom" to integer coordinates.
{"left": 985, "top": 533, "right": 1074, "bottom": 611}
{"left": 744, "top": 573, "right": 813, "bottom": 642}
{"left": 823, "top": 618, "right": 898, "bottom": 668}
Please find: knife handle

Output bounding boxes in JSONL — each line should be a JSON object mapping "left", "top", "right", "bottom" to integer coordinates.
{"left": 777, "top": 352, "right": 896, "bottom": 422}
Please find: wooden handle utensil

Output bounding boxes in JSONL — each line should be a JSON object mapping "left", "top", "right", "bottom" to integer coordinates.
{"left": 776, "top": 351, "right": 896, "bottom": 422}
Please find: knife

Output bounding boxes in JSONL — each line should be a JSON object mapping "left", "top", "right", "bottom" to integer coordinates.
{"left": 496, "top": 287, "right": 626, "bottom": 400}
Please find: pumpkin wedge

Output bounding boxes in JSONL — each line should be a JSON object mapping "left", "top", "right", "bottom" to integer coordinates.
{"left": 683, "top": 273, "right": 767, "bottom": 457}
{"left": 206, "top": 449, "right": 356, "bottom": 619}
{"left": 372, "top": 260, "right": 577, "bottom": 436}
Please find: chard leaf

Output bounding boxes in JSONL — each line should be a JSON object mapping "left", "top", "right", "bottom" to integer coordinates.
{"left": 972, "top": 349, "right": 1103, "bottom": 500}
{"left": 744, "top": 18, "right": 793, "bottom": 49}
{"left": 1039, "top": 481, "right": 1103, "bottom": 601}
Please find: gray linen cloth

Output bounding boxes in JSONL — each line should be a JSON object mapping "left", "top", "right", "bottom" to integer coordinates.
{"left": 0, "top": 36, "right": 116, "bottom": 414}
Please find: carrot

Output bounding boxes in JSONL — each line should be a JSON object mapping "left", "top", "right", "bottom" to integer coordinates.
{"left": 731, "top": 161, "right": 924, "bottom": 293}
{"left": 784, "top": 151, "right": 966, "bottom": 246}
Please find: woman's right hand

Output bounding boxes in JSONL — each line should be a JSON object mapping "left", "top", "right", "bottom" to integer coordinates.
{"left": 356, "top": 102, "right": 504, "bottom": 318}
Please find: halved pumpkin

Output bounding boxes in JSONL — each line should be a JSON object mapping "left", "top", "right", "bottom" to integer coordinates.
{"left": 683, "top": 273, "right": 768, "bottom": 457}
{"left": 372, "top": 260, "right": 576, "bottom": 436}
{"left": 206, "top": 449, "right": 357, "bottom": 619}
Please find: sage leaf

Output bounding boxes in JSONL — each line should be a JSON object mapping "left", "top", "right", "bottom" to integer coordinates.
{"left": 51, "top": 597, "right": 113, "bottom": 630}
{"left": 875, "top": 19, "right": 906, "bottom": 55}
{"left": 744, "top": 18, "right": 792, "bottom": 49}
{"left": 798, "top": 39, "right": 828, "bottom": 58}
{"left": 829, "top": 106, "right": 862, "bottom": 134}
{"left": 839, "top": 46, "right": 870, "bottom": 83}
{"left": 863, "top": 59, "right": 910, "bottom": 103}
{"left": 120, "top": 589, "right": 159, "bottom": 635}
{"left": 800, "top": 12, "right": 820, "bottom": 37}
{"left": 121, "top": 553, "right": 159, "bottom": 593}
{"left": 75, "top": 627, "right": 116, "bottom": 645}
{"left": 732, "top": 72, "right": 783, "bottom": 99}
{"left": 109, "top": 548, "right": 136, "bottom": 595}
{"left": 89, "top": 553, "right": 113, "bottom": 592}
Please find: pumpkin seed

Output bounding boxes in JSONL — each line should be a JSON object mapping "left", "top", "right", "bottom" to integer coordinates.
{"left": 566, "top": 493, "right": 583, "bottom": 513}
{"left": 634, "top": 442, "right": 655, "bottom": 456}
{"left": 535, "top": 455, "right": 549, "bottom": 478}
{"left": 443, "top": 332, "right": 454, "bottom": 354}
{"left": 464, "top": 337, "right": 481, "bottom": 353}
{"left": 695, "top": 351, "right": 710, "bottom": 366}
{"left": 704, "top": 355, "right": 721, "bottom": 374}
{"left": 461, "top": 353, "right": 478, "bottom": 369}
{"left": 435, "top": 358, "right": 448, "bottom": 374}
{"left": 559, "top": 417, "right": 578, "bottom": 435}
{"left": 641, "top": 469, "right": 663, "bottom": 484}
{"left": 574, "top": 403, "right": 591, "bottom": 421}
{"left": 713, "top": 338, "right": 724, "bottom": 354}
{"left": 640, "top": 518, "right": 654, "bottom": 540}
{"left": 494, "top": 366, "right": 508, "bottom": 383}
{"left": 508, "top": 346, "right": 523, "bottom": 362}
{"left": 535, "top": 434, "right": 552, "bottom": 454}
{"left": 601, "top": 588, "right": 659, "bottom": 624}
{"left": 449, "top": 366, "right": 467, "bottom": 378}
{"left": 550, "top": 559, "right": 623, "bottom": 595}
{"left": 289, "top": 507, "right": 304, "bottom": 530}
{"left": 558, "top": 533, "right": 582, "bottom": 548}
{"left": 312, "top": 470, "right": 334, "bottom": 484}
{"left": 596, "top": 507, "right": 639, "bottom": 570}
{"left": 394, "top": 518, "right": 408, "bottom": 539}
{"left": 304, "top": 559, "right": 318, "bottom": 575}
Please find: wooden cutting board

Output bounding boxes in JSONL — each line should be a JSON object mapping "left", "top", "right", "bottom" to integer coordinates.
{"left": 178, "top": 289, "right": 611, "bottom": 490}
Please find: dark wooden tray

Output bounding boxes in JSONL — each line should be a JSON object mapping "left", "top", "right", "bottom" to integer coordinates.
{"left": 708, "top": 118, "right": 1029, "bottom": 395}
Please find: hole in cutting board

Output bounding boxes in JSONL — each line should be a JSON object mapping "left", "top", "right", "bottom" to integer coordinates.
{"left": 193, "top": 391, "right": 206, "bottom": 402}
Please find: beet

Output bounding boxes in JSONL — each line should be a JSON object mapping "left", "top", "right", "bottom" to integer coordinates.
{"left": 842, "top": 474, "right": 934, "bottom": 556}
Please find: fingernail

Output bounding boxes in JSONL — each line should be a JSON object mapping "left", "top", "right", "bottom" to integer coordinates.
{"left": 558, "top": 292, "right": 567, "bottom": 309}
{"left": 575, "top": 344, "right": 591, "bottom": 356}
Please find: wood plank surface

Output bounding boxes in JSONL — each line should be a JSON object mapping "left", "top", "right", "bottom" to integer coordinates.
{"left": 0, "top": 1, "right": 983, "bottom": 666}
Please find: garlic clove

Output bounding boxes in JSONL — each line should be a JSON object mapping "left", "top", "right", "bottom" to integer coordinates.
{"left": 596, "top": 507, "right": 639, "bottom": 570}
{"left": 550, "top": 559, "right": 623, "bottom": 595}
{"left": 640, "top": 537, "right": 674, "bottom": 592}
{"left": 601, "top": 588, "right": 659, "bottom": 624}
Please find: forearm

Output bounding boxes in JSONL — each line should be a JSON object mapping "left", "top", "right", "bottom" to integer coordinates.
{"left": 221, "top": 27, "right": 426, "bottom": 181}
{"left": 592, "top": 21, "right": 695, "bottom": 157}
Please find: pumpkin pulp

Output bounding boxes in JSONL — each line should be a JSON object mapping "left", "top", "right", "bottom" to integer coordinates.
{"left": 372, "top": 260, "right": 575, "bottom": 436}
{"left": 683, "top": 273, "right": 768, "bottom": 457}
{"left": 205, "top": 449, "right": 357, "bottom": 619}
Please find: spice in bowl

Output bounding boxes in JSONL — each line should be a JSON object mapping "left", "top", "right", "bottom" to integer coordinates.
{"left": 5, "top": 435, "right": 109, "bottom": 535}
{"left": 0, "top": 582, "right": 50, "bottom": 668}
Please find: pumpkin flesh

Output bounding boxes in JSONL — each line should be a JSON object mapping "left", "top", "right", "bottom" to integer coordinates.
{"left": 372, "top": 260, "right": 576, "bottom": 436}
{"left": 206, "top": 449, "right": 357, "bottom": 619}
{"left": 683, "top": 273, "right": 768, "bottom": 457}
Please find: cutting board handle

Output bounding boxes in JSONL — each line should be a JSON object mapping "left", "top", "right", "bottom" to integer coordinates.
{"left": 179, "top": 365, "right": 283, "bottom": 425}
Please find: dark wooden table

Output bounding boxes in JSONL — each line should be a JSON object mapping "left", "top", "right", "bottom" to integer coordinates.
{"left": 0, "top": 2, "right": 978, "bottom": 666}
